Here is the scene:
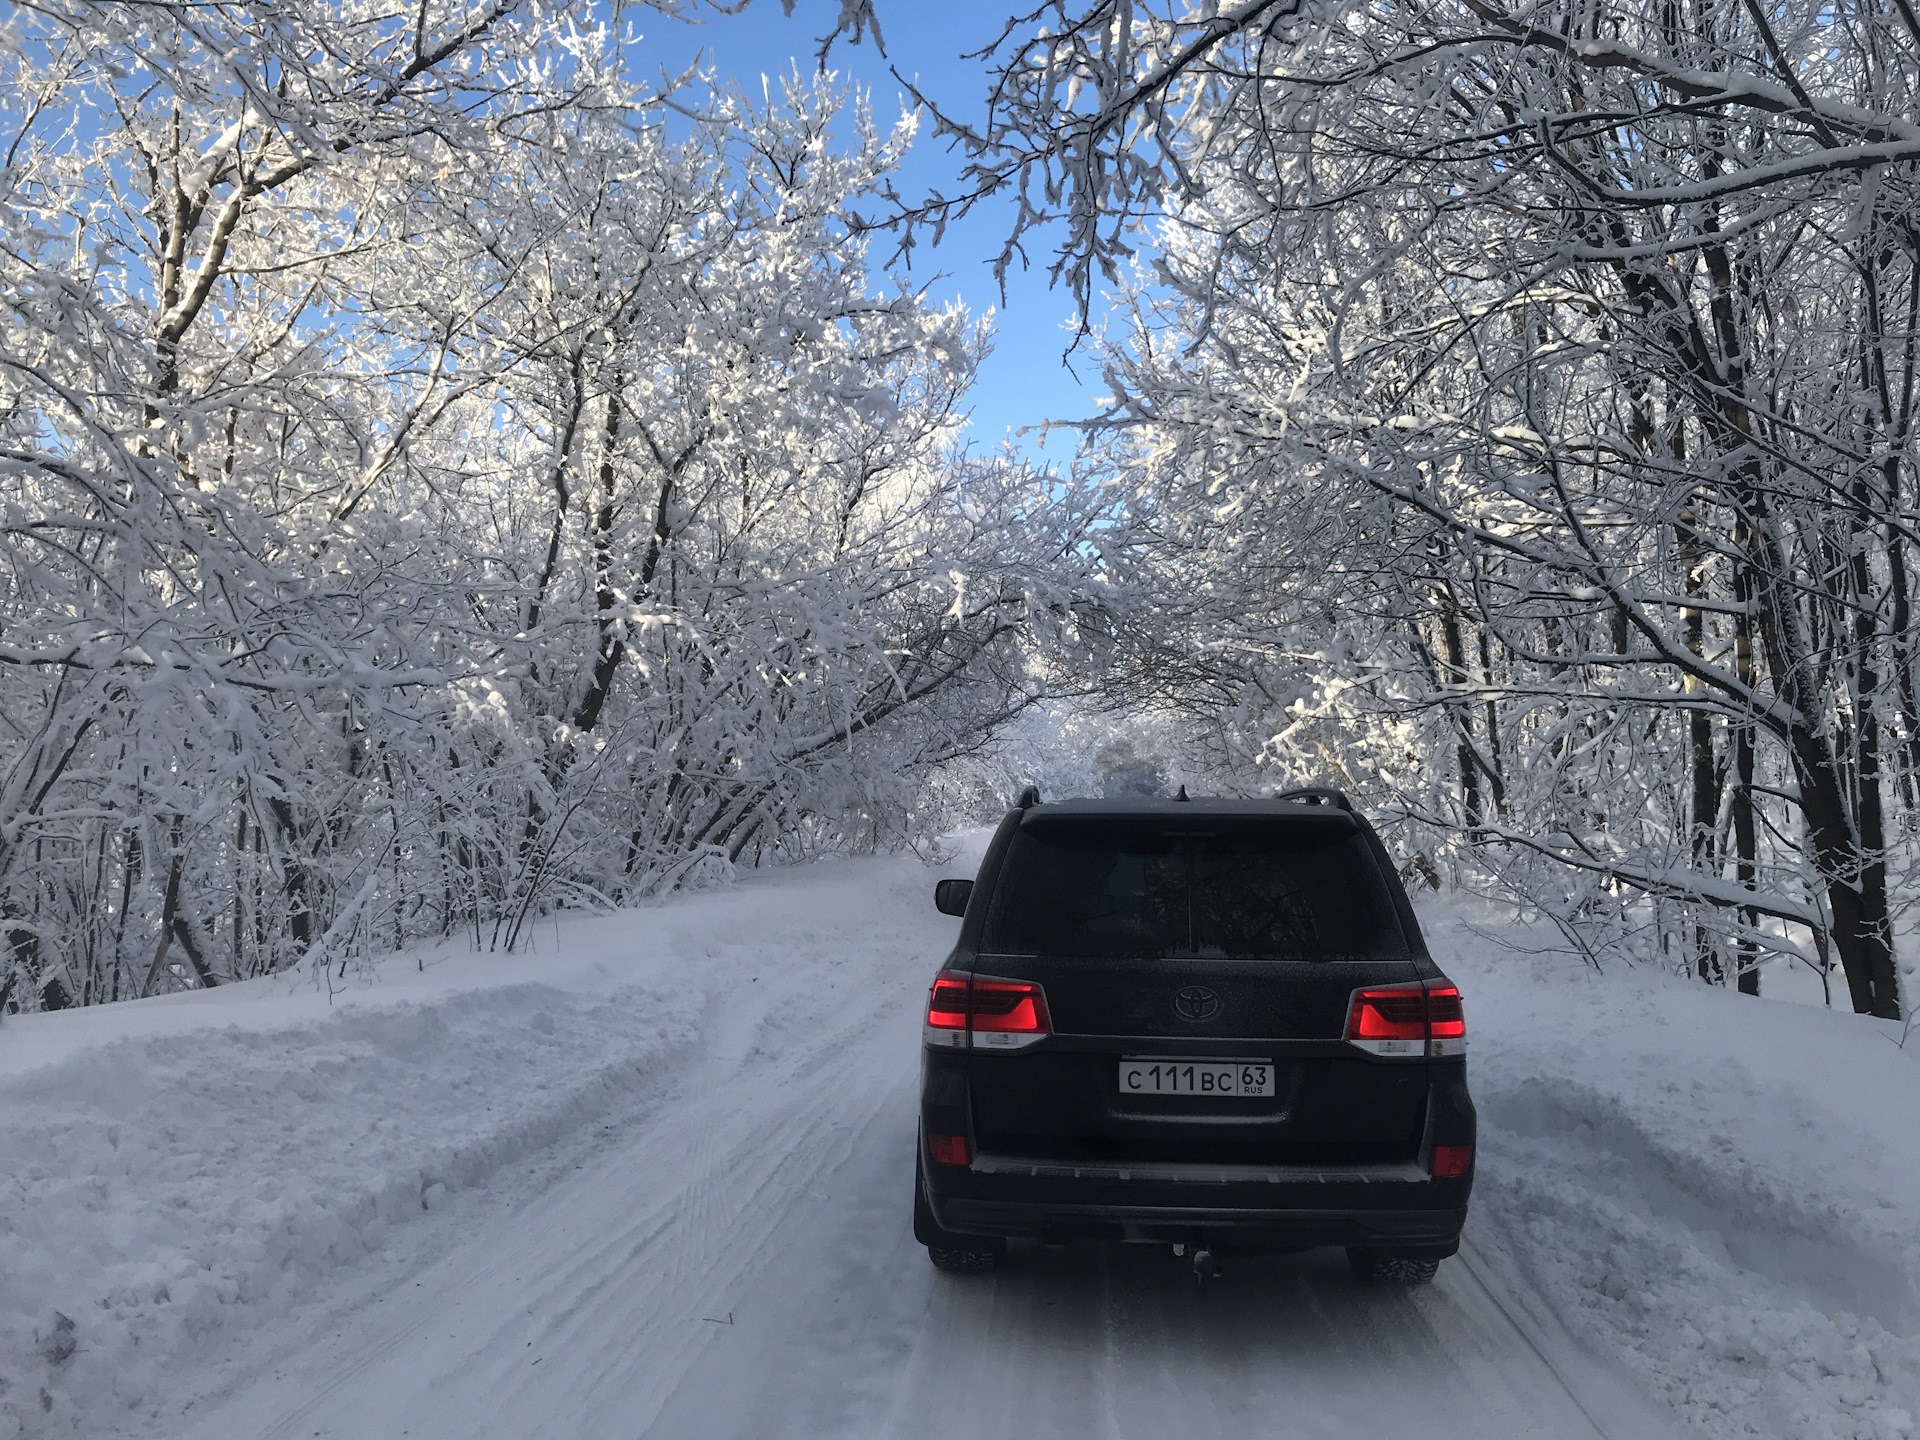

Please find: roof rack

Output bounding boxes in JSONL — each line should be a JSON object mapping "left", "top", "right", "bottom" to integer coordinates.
{"left": 1275, "top": 785, "right": 1353, "bottom": 812}
{"left": 1015, "top": 784, "right": 1041, "bottom": 809}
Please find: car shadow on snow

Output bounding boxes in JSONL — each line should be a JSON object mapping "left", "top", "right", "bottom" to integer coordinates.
{"left": 942, "top": 1237, "right": 1467, "bottom": 1361}
{"left": 902, "top": 1239, "right": 1615, "bottom": 1438}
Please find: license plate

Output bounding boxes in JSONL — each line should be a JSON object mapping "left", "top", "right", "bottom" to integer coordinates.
{"left": 1119, "top": 1058, "right": 1274, "bottom": 1097}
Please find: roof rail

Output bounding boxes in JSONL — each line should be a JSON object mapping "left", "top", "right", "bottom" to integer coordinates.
{"left": 1015, "top": 784, "right": 1041, "bottom": 809}
{"left": 1276, "top": 785, "right": 1353, "bottom": 812}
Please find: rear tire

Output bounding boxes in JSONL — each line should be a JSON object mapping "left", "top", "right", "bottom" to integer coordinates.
{"left": 914, "top": 1167, "right": 1004, "bottom": 1274}
{"left": 1346, "top": 1248, "right": 1441, "bottom": 1284}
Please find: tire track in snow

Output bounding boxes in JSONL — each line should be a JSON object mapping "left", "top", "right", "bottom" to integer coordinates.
{"left": 172, "top": 939, "right": 922, "bottom": 1440}
{"left": 635, "top": 1061, "right": 1685, "bottom": 1440}
{"left": 156, "top": 856, "right": 1686, "bottom": 1440}
{"left": 1450, "top": 1241, "right": 1614, "bottom": 1439}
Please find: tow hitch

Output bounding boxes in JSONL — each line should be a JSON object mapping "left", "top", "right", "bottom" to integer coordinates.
{"left": 1173, "top": 1242, "right": 1221, "bottom": 1295}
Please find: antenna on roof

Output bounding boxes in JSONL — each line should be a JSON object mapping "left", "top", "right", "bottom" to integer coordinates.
{"left": 1015, "top": 785, "right": 1041, "bottom": 809}
{"left": 1175, "top": 785, "right": 1190, "bottom": 802}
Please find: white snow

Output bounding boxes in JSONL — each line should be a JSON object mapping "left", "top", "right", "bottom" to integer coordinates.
{"left": 1440, "top": 902, "right": 1920, "bottom": 1440}
{"left": 0, "top": 949, "right": 706, "bottom": 1435}
{"left": 0, "top": 846, "right": 1914, "bottom": 1438}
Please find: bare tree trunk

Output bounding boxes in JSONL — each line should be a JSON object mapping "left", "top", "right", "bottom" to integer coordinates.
{"left": 1846, "top": 474, "right": 1894, "bottom": 1016}
{"left": 1731, "top": 532, "right": 1760, "bottom": 996}
{"left": 572, "top": 389, "right": 627, "bottom": 735}
{"left": 1437, "top": 602, "right": 1483, "bottom": 834}
{"left": 265, "top": 794, "right": 313, "bottom": 952}
{"left": 141, "top": 818, "right": 219, "bottom": 997}
{"left": 1678, "top": 504, "right": 1723, "bottom": 983}
{"left": 112, "top": 826, "right": 141, "bottom": 1003}
{"left": 1744, "top": 498, "right": 1902, "bottom": 1018}
{"left": 233, "top": 806, "right": 248, "bottom": 979}
{"left": 1476, "top": 627, "right": 1509, "bottom": 820}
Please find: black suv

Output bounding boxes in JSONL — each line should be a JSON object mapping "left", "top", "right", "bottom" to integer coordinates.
{"left": 914, "top": 787, "right": 1473, "bottom": 1289}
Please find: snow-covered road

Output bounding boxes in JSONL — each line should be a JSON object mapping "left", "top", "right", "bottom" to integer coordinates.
{"left": 154, "top": 855, "right": 1677, "bottom": 1440}
{"left": 10, "top": 843, "right": 1918, "bottom": 1440}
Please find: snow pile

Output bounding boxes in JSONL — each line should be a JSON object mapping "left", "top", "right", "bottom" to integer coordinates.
{"left": 4, "top": 854, "right": 1919, "bottom": 1440}
{"left": 0, "top": 974, "right": 701, "bottom": 1436}
{"left": 0, "top": 850, "right": 954, "bottom": 1440}
{"left": 1435, "top": 904, "right": 1920, "bottom": 1440}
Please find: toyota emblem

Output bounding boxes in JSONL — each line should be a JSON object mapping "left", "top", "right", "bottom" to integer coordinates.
{"left": 1173, "top": 986, "right": 1220, "bottom": 1022}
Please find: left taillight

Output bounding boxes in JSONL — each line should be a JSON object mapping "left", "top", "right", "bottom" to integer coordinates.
{"left": 924, "top": 971, "right": 1051, "bottom": 1051}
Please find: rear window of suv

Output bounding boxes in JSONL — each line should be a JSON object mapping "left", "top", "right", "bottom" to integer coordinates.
{"left": 981, "top": 824, "right": 1408, "bottom": 960}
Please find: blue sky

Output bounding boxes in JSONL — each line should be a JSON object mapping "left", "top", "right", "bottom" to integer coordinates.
{"left": 635, "top": 3, "right": 1105, "bottom": 464}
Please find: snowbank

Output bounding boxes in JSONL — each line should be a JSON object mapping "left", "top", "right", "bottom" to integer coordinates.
{"left": 0, "top": 853, "right": 946, "bottom": 1440}
{"left": 3, "top": 857, "right": 1918, "bottom": 1439}
{"left": 1, "top": 979, "right": 702, "bottom": 1435}
{"left": 1433, "top": 903, "right": 1920, "bottom": 1440}
{"left": 4, "top": 983, "right": 704, "bottom": 1426}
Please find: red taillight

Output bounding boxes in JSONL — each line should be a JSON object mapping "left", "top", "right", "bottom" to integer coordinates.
{"left": 927, "top": 974, "right": 970, "bottom": 1030}
{"left": 1347, "top": 988, "right": 1428, "bottom": 1041}
{"left": 923, "top": 973, "right": 1051, "bottom": 1050}
{"left": 969, "top": 979, "right": 1050, "bottom": 1034}
{"left": 928, "top": 1133, "right": 970, "bottom": 1167}
{"left": 1426, "top": 985, "right": 1465, "bottom": 1040}
{"left": 1345, "top": 983, "right": 1466, "bottom": 1057}
{"left": 1432, "top": 1143, "right": 1472, "bottom": 1178}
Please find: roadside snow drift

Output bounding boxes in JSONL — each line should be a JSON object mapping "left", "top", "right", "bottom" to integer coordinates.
{"left": 3, "top": 982, "right": 700, "bottom": 1430}
{"left": 0, "top": 852, "right": 1914, "bottom": 1439}
{"left": 1437, "top": 904, "right": 1920, "bottom": 1440}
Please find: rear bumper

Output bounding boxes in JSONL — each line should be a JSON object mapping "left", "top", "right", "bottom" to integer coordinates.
{"left": 925, "top": 1151, "right": 1469, "bottom": 1253}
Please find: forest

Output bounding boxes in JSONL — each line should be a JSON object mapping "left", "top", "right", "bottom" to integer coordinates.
{"left": 3, "top": 0, "right": 1916, "bottom": 1022}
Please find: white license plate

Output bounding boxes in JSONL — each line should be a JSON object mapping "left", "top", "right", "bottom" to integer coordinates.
{"left": 1119, "top": 1058, "right": 1274, "bottom": 1097}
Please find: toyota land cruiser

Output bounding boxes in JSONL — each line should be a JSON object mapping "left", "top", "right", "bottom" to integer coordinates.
{"left": 913, "top": 787, "right": 1474, "bottom": 1289}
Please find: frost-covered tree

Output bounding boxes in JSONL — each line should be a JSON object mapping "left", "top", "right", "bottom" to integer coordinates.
{"left": 0, "top": 2, "right": 1101, "bottom": 1008}
{"left": 911, "top": 0, "right": 1920, "bottom": 1016}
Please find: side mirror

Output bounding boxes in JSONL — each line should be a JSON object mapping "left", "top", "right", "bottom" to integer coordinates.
{"left": 934, "top": 878, "right": 973, "bottom": 917}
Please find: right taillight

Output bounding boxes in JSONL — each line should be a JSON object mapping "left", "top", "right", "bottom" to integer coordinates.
{"left": 1345, "top": 983, "right": 1466, "bottom": 1058}
{"left": 968, "top": 977, "right": 1051, "bottom": 1049}
{"left": 1426, "top": 984, "right": 1466, "bottom": 1056}
{"left": 925, "top": 972, "right": 971, "bottom": 1049}
{"left": 923, "top": 972, "right": 1052, "bottom": 1051}
{"left": 927, "top": 1133, "right": 970, "bottom": 1167}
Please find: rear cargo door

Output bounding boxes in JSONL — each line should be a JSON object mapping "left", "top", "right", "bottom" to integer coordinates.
{"left": 967, "top": 817, "right": 1429, "bottom": 1167}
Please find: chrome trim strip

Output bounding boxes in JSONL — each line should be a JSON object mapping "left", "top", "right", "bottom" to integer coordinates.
{"left": 969, "top": 1152, "right": 1428, "bottom": 1185}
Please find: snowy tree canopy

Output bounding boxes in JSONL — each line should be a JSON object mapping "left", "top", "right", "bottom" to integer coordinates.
{"left": 0, "top": 1, "right": 1109, "bottom": 1008}
{"left": 11, "top": 0, "right": 1920, "bottom": 1020}
{"left": 903, "top": 0, "right": 1920, "bottom": 1017}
